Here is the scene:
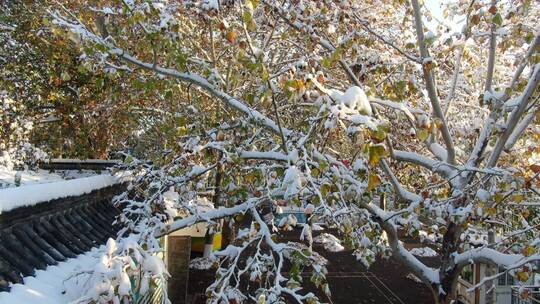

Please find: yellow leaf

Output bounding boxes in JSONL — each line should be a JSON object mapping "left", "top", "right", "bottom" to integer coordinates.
{"left": 320, "top": 183, "right": 331, "bottom": 197}
{"left": 513, "top": 194, "right": 524, "bottom": 203}
{"left": 522, "top": 246, "right": 535, "bottom": 257}
{"left": 226, "top": 31, "right": 237, "bottom": 44}
{"left": 494, "top": 193, "right": 504, "bottom": 203}
{"left": 245, "top": 172, "right": 257, "bottom": 184}
{"left": 517, "top": 271, "right": 529, "bottom": 282}
{"left": 485, "top": 207, "right": 497, "bottom": 216}
{"left": 177, "top": 126, "right": 188, "bottom": 136}
{"left": 367, "top": 144, "right": 386, "bottom": 166}
{"left": 367, "top": 173, "right": 381, "bottom": 191}
{"left": 417, "top": 128, "right": 429, "bottom": 141}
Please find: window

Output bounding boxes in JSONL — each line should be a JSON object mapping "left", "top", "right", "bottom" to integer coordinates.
{"left": 498, "top": 266, "right": 516, "bottom": 286}
{"left": 498, "top": 266, "right": 507, "bottom": 285}
{"left": 461, "top": 265, "right": 474, "bottom": 284}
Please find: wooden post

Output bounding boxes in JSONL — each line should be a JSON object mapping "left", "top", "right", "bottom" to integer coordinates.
{"left": 205, "top": 152, "right": 223, "bottom": 258}
{"left": 380, "top": 194, "right": 388, "bottom": 242}
{"left": 166, "top": 235, "right": 191, "bottom": 304}
{"left": 485, "top": 229, "right": 496, "bottom": 304}
{"left": 203, "top": 231, "right": 214, "bottom": 258}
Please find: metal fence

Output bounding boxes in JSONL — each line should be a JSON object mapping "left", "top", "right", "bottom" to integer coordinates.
{"left": 511, "top": 286, "right": 540, "bottom": 304}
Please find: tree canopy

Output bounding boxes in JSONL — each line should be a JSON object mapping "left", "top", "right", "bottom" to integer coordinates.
{"left": 2, "top": 0, "right": 540, "bottom": 303}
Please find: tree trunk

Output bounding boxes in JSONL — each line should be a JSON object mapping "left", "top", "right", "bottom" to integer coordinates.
{"left": 221, "top": 218, "right": 235, "bottom": 248}
{"left": 433, "top": 278, "right": 460, "bottom": 304}
{"left": 485, "top": 229, "right": 496, "bottom": 304}
{"left": 204, "top": 152, "right": 224, "bottom": 258}
{"left": 436, "top": 221, "right": 463, "bottom": 304}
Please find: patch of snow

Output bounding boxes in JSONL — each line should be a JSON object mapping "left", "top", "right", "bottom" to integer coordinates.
{"left": 47, "top": 159, "right": 120, "bottom": 164}
{"left": 162, "top": 187, "right": 179, "bottom": 219}
{"left": 314, "top": 233, "right": 344, "bottom": 252}
{"left": 422, "top": 56, "right": 434, "bottom": 64}
{"left": 304, "top": 203, "right": 315, "bottom": 214}
{"left": 202, "top": 0, "right": 219, "bottom": 11}
{"left": 418, "top": 230, "right": 441, "bottom": 244}
{"left": 476, "top": 188, "right": 490, "bottom": 202}
{"left": 0, "top": 246, "right": 106, "bottom": 303}
{"left": 282, "top": 166, "right": 304, "bottom": 199}
{"left": 143, "top": 256, "right": 167, "bottom": 276}
{"left": 410, "top": 247, "right": 438, "bottom": 257}
{"left": 312, "top": 223, "right": 324, "bottom": 231}
{"left": 406, "top": 273, "right": 423, "bottom": 284}
{"left": 330, "top": 86, "right": 372, "bottom": 116}
{"left": 353, "top": 159, "right": 366, "bottom": 172}
{"left": 278, "top": 214, "right": 298, "bottom": 230}
{"left": 189, "top": 257, "right": 217, "bottom": 270}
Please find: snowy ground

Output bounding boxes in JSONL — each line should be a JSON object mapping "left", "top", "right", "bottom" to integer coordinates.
{"left": 0, "top": 246, "right": 105, "bottom": 304}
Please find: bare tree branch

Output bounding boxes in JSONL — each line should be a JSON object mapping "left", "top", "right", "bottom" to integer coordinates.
{"left": 410, "top": 0, "right": 456, "bottom": 165}
{"left": 484, "top": 0, "right": 498, "bottom": 93}
{"left": 487, "top": 64, "right": 540, "bottom": 167}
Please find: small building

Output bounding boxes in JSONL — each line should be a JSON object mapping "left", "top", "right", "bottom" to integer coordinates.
{"left": 456, "top": 262, "right": 537, "bottom": 304}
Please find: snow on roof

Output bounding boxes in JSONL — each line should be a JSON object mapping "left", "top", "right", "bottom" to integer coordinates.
{"left": 0, "top": 246, "right": 105, "bottom": 304}
{"left": 0, "top": 168, "right": 105, "bottom": 189}
{"left": 47, "top": 159, "right": 121, "bottom": 164}
{"left": 0, "top": 173, "right": 122, "bottom": 214}
{"left": 0, "top": 169, "right": 64, "bottom": 188}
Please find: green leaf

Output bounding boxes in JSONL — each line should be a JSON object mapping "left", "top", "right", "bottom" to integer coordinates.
{"left": 321, "top": 57, "right": 332, "bottom": 68}
{"left": 367, "top": 144, "right": 386, "bottom": 166}
{"left": 177, "top": 126, "right": 188, "bottom": 136}
{"left": 371, "top": 125, "right": 388, "bottom": 141}
{"left": 243, "top": 11, "right": 252, "bottom": 24}
{"left": 405, "top": 42, "right": 416, "bottom": 49}
{"left": 95, "top": 43, "right": 107, "bottom": 52}
{"left": 176, "top": 52, "right": 188, "bottom": 70}
{"left": 177, "top": 116, "right": 186, "bottom": 126}
{"left": 61, "top": 71, "right": 71, "bottom": 81}
{"left": 261, "top": 68, "right": 269, "bottom": 82}
{"left": 318, "top": 161, "right": 329, "bottom": 171}
{"left": 492, "top": 13, "right": 503, "bottom": 26}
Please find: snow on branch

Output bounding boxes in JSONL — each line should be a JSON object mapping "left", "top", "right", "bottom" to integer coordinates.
{"left": 487, "top": 63, "right": 540, "bottom": 168}
{"left": 393, "top": 150, "right": 454, "bottom": 177}
{"left": 158, "top": 199, "right": 258, "bottom": 237}
{"left": 362, "top": 202, "right": 439, "bottom": 285}
{"left": 454, "top": 247, "right": 538, "bottom": 270}
{"left": 379, "top": 158, "right": 422, "bottom": 202}
{"left": 239, "top": 150, "right": 290, "bottom": 162}
{"left": 410, "top": 0, "right": 456, "bottom": 165}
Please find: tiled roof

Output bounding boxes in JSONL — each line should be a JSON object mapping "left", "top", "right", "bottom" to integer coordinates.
{"left": 0, "top": 183, "right": 124, "bottom": 291}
